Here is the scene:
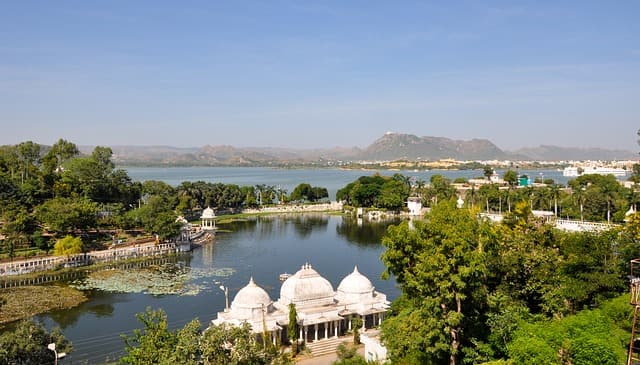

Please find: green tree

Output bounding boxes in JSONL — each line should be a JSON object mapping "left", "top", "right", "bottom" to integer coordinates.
{"left": 376, "top": 179, "right": 409, "bottom": 210}
{"left": 53, "top": 235, "right": 84, "bottom": 256}
{"left": 201, "top": 322, "right": 284, "bottom": 365}
{"left": 288, "top": 303, "right": 298, "bottom": 356}
{"left": 36, "top": 197, "right": 99, "bottom": 234}
{"left": 503, "top": 170, "right": 518, "bottom": 187}
{"left": 351, "top": 316, "right": 362, "bottom": 345}
{"left": 42, "top": 138, "right": 79, "bottom": 174}
{"left": 484, "top": 166, "right": 494, "bottom": 180}
{"left": 422, "top": 174, "right": 456, "bottom": 207}
{"left": 131, "top": 195, "right": 181, "bottom": 240}
{"left": 290, "top": 183, "right": 313, "bottom": 202}
{"left": 506, "top": 294, "right": 628, "bottom": 365}
{"left": 630, "top": 163, "right": 640, "bottom": 183}
{"left": 0, "top": 319, "right": 71, "bottom": 365}
{"left": 381, "top": 202, "right": 490, "bottom": 365}
{"left": 120, "top": 307, "right": 200, "bottom": 365}
{"left": 332, "top": 343, "right": 368, "bottom": 365}
{"left": 16, "top": 141, "right": 41, "bottom": 185}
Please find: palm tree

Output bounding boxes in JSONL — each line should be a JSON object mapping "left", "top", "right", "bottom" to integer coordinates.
{"left": 549, "top": 184, "right": 561, "bottom": 217}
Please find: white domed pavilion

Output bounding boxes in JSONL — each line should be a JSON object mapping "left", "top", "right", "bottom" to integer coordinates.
{"left": 211, "top": 263, "right": 389, "bottom": 346}
{"left": 200, "top": 207, "right": 216, "bottom": 230}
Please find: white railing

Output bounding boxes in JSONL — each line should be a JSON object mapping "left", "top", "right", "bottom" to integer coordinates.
{"left": 0, "top": 243, "right": 179, "bottom": 276}
{"left": 554, "top": 219, "right": 619, "bottom": 232}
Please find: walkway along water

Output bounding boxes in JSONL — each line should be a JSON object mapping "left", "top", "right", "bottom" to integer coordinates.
{"left": 0, "top": 256, "right": 183, "bottom": 288}
{"left": 0, "top": 241, "right": 188, "bottom": 281}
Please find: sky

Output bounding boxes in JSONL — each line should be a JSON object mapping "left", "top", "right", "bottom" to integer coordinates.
{"left": 0, "top": 1, "right": 639, "bottom": 151}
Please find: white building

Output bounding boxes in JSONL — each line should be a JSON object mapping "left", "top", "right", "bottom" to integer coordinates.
{"left": 211, "top": 263, "right": 389, "bottom": 346}
{"left": 200, "top": 207, "right": 216, "bottom": 231}
{"left": 407, "top": 197, "right": 422, "bottom": 216}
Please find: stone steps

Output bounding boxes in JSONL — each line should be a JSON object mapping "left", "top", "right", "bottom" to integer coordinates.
{"left": 304, "top": 336, "right": 352, "bottom": 357}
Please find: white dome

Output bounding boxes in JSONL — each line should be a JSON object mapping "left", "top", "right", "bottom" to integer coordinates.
{"left": 201, "top": 207, "right": 216, "bottom": 219}
{"left": 280, "top": 263, "right": 335, "bottom": 308}
{"left": 230, "top": 277, "right": 273, "bottom": 319}
{"left": 338, "top": 266, "right": 374, "bottom": 294}
{"left": 336, "top": 266, "right": 375, "bottom": 304}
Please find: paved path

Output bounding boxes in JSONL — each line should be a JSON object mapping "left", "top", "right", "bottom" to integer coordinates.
{"left": 295, "top": 346, "right": 365, "bottom": 365}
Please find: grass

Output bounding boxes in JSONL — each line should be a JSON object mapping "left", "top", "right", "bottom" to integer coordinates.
{"left": 0, "top": 285, "right": 87, "bottom": 325}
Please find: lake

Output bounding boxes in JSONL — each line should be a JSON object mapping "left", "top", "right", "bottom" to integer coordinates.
{"left": 37, "top": 215, "right": 401, "bottom": 364}
{"left": 123, "top": 166, "right": 570, "bottom": 200}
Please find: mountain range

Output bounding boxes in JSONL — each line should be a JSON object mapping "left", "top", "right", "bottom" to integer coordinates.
{"left": 85, "top": 133, "right": 637, "bottom": 166}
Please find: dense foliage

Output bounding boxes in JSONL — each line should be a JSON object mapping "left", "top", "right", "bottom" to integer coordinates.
{"left": 336, "top": 173, "right": 410, "bottom": 210}
{"left": 336, "top": 171, "right": 639, "bottom": 224}
{"left": 289, "top": 183, "right": 329, "bottom": 202}
{"left": 0, "top": 139, "right": 331, "bottom": 258}
{"left": 0, "top": 319, "right": 71, "bottom": 365}
{"left": 380, "top": 201, "right": 640, "bottom": 364}
{"left": 120, "top": 308, "right": 292, "bottom": 365}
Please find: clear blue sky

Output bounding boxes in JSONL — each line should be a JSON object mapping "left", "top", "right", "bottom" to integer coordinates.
{"left": 1, "top": 1, "right": 638, "bottom": 151}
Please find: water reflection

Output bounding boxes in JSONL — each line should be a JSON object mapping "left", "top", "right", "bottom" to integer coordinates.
{"left": 289, "top": 214, "right": 329, "bottom": 239}
{"left": 201, "top": 241, "right": 216, "bottom": 266}
{"left": 45, "top": 290, "right": 122, "bottom": 329}
{"left": 336, "top": 217, "right": 401, "bottom": 245}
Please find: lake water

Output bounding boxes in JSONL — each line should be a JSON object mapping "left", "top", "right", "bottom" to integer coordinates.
{"left": 37, "top": 215, "right": 401, "bottom": 364}
{"left": 124, "top": 166, "right": 570, "bottom": 200}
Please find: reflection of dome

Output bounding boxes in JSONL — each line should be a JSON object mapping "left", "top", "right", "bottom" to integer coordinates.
{"left": 201, "top": 207, "right": 216, "bottom": 219}
{"left": 230, "top": 277, "right": 273, "bottom": 320}
{"left": 336, "top": 266, "right": 375, "bottom": 304}
{"left": 280, "top": 263, "right": 335, "bottom": 308}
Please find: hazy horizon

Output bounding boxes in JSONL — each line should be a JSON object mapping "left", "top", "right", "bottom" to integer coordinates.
{"left": 1, "top": 2, "right": 638, "bottom": 151}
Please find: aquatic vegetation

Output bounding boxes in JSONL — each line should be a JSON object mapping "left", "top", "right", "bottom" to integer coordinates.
{"left": 0, "top": 286, "right": 87, "bottom": 325}
{"left": 69, "top": 263, "right": 235, "bottom": 296}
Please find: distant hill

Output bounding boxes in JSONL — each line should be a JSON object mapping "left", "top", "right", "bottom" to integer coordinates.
{"left": 75, "top": 134, "right": 637, "bottom": 166}
{"left": 512, "top": 145, "right": 638, "bottom": 161}
{"left": 357, "top": 132, "right": 508, "bottom": 161}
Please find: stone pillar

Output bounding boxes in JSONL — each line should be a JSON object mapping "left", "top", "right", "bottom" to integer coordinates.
{"left": 304, "top": 325, "right": 308, "bottom": 343}
{"left": 299, "top": 326, "right": 303, "bottom": 341}
{"left": 348, "top": 316, "right": 352, "bottom": 330}
{"left": 378, "top": 313, "right": 383, "bottom": 325}
{"left": 324, "top": 322, "right": 328, "bottom": 339}
{"left": 314, "top": 324, "right": 318, "bottom": 341}
{"left": 334, "top": 320, "right": 338, "bottom": 337}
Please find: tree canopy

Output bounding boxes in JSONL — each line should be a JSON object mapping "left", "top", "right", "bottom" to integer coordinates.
{"left": 380, "top": 200, "right": 640, "bottom": 364}
{"left": 0, "top": 319, "right": 72, "bottom": 365}
{"left": 120, "top": 308, "right": 292, "bottom": 365}
{"left": 53, "top": 235, "right": 84, "bottom": 256}
{"left": 337, "top": 174, "right": 410, "bottom": 210}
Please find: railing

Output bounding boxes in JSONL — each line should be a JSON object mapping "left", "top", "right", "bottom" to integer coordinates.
{"left": 0, "top": 243, "right": 180, "bottom": 277}
{"left": 554, "top": 219, "right": 619, "bottom": 232}
{"left": 0, "top": 256, "right": 179, "bottom": 288}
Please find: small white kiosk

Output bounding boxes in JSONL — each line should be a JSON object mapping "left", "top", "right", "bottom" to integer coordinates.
{"left": 200, "top": 207, "right": 217, "bottom": 231}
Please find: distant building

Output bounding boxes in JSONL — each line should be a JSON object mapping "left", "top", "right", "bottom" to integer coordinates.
{"left": 407, "top": 197, "right": 422, "bottom": 216}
